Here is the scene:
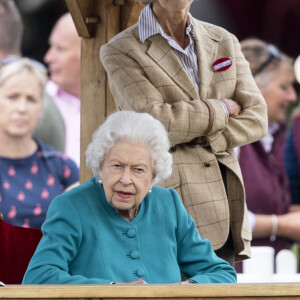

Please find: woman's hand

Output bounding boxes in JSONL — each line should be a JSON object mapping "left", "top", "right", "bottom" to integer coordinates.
{"left": 253, "top": 210, "right": 300, "bottom": 242}
{"left": 114, "top": 279, "right": 148, "bottom": 284}
{"left": 278, "top": 211, "right": 300, "bottom": 242}
{"left": 220, "top": 98, "right": 242, "bottom": 118}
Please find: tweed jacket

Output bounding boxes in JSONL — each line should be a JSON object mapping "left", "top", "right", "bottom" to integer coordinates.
{"left": 100, "top": 19, "right": 268, "bottom": 260}
{"left": 23, "top": 178, "right": 236, "bottom": 284}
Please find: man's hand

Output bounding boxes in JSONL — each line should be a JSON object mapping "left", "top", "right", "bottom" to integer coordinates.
{"left": 221, "top": 98, "right": 242, "bottom": 117}
{"left": 114, "top": 279, "right": 148, "bottom": 284}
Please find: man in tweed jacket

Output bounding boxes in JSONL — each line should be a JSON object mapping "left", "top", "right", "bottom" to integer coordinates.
{"left": 100, "top": 0, "right": 268, "bottom": 263}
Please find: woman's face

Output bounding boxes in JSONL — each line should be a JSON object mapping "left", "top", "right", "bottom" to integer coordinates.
{"left": 0, "top": 73, "right": 43, "bottom": 139}
{"left": 154, "top": 0, "right": 193, "bottom": 12}
{"left": 259, "top": 63, "right": 297, "bottom": 124}
{"left": 99, "top": 141, "right": 155, "bottom": 219}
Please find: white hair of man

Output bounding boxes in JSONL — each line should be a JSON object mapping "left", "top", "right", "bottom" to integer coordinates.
{"left": 86, "top": 111, "right": 173, "bottom": 184}
{"left": 0, "top": 57, "right": 48, "bottom": 90}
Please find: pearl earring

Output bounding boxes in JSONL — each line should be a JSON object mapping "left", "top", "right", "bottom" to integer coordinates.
{"left": 99, "top": 179, "right": 103, "bottom": 184}
{"left": 148, "top": 189, "right": 152, "bottom": 193}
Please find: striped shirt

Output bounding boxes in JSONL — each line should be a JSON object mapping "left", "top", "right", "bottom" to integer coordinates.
{"left": 139, "top": 4, "right": 200, "bottom": 93}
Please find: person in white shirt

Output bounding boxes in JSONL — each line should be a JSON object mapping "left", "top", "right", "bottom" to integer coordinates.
{"left": 44, "top": 13, "right": 81, "bottom": 166}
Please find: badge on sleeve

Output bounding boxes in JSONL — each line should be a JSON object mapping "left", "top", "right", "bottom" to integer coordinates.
{"left": 212, "top": 58, "right": 232, "bottom": 72}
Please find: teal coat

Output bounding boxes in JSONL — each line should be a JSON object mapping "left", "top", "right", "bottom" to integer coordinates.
{"left": 23, "top": 177, "right": 236, "bottom": 284}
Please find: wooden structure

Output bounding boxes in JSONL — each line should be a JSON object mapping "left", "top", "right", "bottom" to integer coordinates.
{"left": 64, "top": 0, "right": 143, "bottom": 182}
{"left": 2, "top": 284, "right": 300, "bottom": 300}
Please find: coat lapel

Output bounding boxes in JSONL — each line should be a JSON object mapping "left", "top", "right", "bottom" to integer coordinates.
{"left": 192, "top": 19, "right": 221, "bottom": 100}
{"left": 146, "top": 34, "right": 199, "bottom": 99}
{"left": 146, "top": 20, "right": 222, "bottom": 101}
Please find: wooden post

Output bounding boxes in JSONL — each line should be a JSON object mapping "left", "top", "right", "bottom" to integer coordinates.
{"left": 65, "top": 0, "right": 142, "bottom": 182}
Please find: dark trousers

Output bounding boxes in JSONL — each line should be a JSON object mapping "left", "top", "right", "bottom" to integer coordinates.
{"left": 215, "top": 230, "right": 235, "bottom": 267}
{"left": 215, "top": 162, "right": 235, "bottom": 267}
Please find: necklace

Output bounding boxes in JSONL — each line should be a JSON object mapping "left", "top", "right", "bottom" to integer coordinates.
{"left": 134, "top": 205, "right": 140, "bottom": 218}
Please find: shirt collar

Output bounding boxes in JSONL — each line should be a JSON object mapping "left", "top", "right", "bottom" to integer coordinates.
{"left": 260, "top": 122, "right": 281, "bottom": 153}
{"left": 268, "top": 122, "right": 280, "bottom": 136}
{"left": 35, "top": 138, "right": 59, "bottom": 158}
{"left": 138, "top": 4, "right": 194, "bottom": 44}
{"left": 46, "top": 81, "right": 80, "bottom": 103}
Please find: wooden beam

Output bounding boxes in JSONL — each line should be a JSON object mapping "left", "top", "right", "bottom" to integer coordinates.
{"left": 120, "top": 0, "right": 135, "bottom": 31}
{"left": 65, "top": 0, "right": 100, "bottom": 38}
{"left": 2, "top": 284, "right": 300, "bottom": 299}
{"left": 78, "top": 0, "right": 109, "bottom": 182}
{"left": 125, "top": 1, "right": 144, "bottom": 28}
{"left": 66, "top": 0, "right": 142, "bottom": 182}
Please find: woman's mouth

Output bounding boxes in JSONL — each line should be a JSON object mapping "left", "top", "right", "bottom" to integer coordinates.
{"left": 13, "top": 119, "right": 27, "bottom": 126}
{"left": 116, "top": 191, "right": 134, "bottom": 199}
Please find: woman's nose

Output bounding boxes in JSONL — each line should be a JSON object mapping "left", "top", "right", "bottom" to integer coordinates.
{"left": 17, "top": 98, "right": 27, "bottom": 111}
{"left": 120, "top": 168, "right": 132, "bottom": 185}
{"left": 287, "top": 86, "right": 297, "bottom": 103}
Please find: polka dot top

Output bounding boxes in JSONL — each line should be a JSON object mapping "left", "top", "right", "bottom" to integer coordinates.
{"left": 0, "top": 140, "right": 79, "bottom": 228}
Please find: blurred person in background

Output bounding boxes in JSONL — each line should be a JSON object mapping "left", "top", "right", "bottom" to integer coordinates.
{"left": 0, "top": 0, "right": 65, "bottom": 152}
{"left": 44, "top": 13, "right": 81, "bottom": 167}
{"left": 238, "top": 39, "right": 299, "bottom": 259}
{"left": 285, "top": 55, "right": 300, "bottom": 204}
{"left": 13, "top": 0, "right": 67, "bottom": 62}
{"left": 0, "top": 58, "right": 79, "bottom": 229}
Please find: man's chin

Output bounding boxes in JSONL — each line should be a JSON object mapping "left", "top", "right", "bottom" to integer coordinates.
{"left": 49, "top": 76, "right": 61, "bottom": 86}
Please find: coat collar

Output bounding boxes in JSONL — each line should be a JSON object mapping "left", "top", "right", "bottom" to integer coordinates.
{"left": 145, "top": 18, "right": 221, "bottom": 100}
{"left": 193, "top": 20, "right": 221, "bottom": 100}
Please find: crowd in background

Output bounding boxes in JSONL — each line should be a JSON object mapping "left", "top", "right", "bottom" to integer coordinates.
{"left": 0, "top": 0, "right": 299, "bottom": 278}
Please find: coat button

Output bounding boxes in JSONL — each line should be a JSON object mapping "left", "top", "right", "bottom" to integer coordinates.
{"left": 136, "top": 268, "right": 144, "bottom": 277}
{"left": 126, "top": 229, "right": 136, "bottom": 238}
{"left": 204, "top": 162, "right": 210, "bottom": 167}
{"left": 130, "top": 251, "right": 140, "bottom": 259}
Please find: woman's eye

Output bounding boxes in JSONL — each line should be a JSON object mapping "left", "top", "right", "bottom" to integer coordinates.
{"left": 8, "top": 94, "right": 18, "bottom": 101}
{"left": 112, "top": 164, "right": 122, "bottom": 168}
{"left": 28, "top": 96, "right": 38, "bottom": 103}
{"left": 134, "top": 168, "right": 144, "bottom": 173}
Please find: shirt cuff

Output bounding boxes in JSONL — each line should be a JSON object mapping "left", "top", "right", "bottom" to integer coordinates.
{"left": 218, "top": 100, "right": 229, "bottom": 118}
{"left": 248, "top": 210, "right": 257, "bottom": 231}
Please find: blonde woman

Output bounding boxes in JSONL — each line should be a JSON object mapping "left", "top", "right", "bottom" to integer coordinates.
{"left": 0, "top": 58, "right": 79, "bottom": 228}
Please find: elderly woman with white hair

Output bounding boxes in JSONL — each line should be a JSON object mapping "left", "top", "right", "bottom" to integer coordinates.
{"left": 23, "top": 110, "right": 236, "bottom": 284}
{"left": 0, "top": 58, "right": 79, "bottom": 229}
{"left": 100, "top": 0, "right": 268, "bottom": 266}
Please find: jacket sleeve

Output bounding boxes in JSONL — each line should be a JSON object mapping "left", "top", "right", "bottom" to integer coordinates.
{"left": 205, "top": 34, "right": 268, "bottom": 153}
{"left": 171, "top": 189, "right": 237, "bottom": 283}
{"left": 22, "top": 195, "right": 111, "bottom": 284}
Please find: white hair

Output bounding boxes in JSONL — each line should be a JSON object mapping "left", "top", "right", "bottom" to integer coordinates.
{"left": 86, "top": 111, "right": 173, "bottom": 184}
{"left": 0, "top": 58, "right": 48, "bottom": 90}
